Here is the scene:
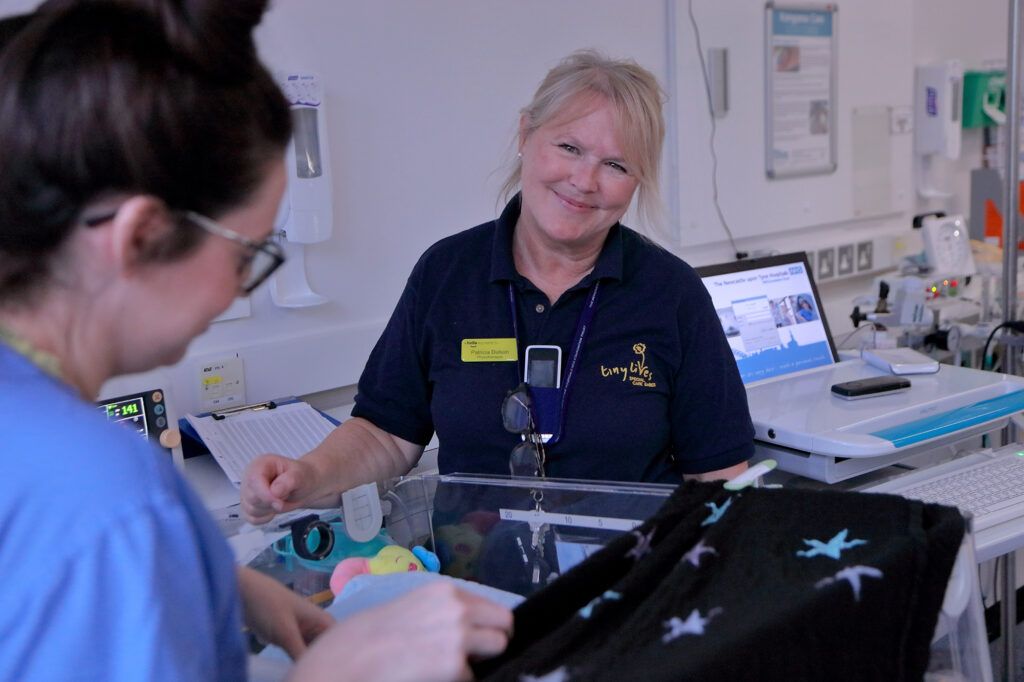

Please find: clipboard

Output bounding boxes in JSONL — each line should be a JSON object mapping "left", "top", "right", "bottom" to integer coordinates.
{"left": 181, "top": 398, "right": 385, "bottom": 543}
{"left": 181, "top": 398, "right": 340, "bottom": 485}
{"left": 179, "top": 396, "right": 340, "bottom": 459}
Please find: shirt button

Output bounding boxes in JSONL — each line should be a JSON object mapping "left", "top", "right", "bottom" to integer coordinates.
{"left": 535, "top": 303, "right": 545, "bottom": 313}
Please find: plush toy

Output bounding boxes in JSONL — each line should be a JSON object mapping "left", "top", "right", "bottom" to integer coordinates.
{"left": 434, "top": 510, "right": 500, "bottom": 579}
{"left": 330, "top": 545, "right": 441, "bottom": 595}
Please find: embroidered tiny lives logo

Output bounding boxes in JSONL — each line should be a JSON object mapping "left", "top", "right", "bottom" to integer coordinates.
{"left": 600, "top": 342, "right": 657, "bottom": 388}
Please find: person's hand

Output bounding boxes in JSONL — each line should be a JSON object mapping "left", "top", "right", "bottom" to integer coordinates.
{"left": 237, "top": 567, "right": 333, "bottom": 660}
{"left": 240, "top": 453, "right": 320, "bottom": 524}
{"left": 289, "top": 581, "right": 514, "bottom": 682}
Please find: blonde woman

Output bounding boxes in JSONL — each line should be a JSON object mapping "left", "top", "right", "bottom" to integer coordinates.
{"left": 243, "top": 51, "right": 753, "bottom": 525}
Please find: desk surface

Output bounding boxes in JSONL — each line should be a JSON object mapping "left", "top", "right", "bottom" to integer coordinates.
{"left": 182, "top": 455, "right": 240, "bottom": 511}
{"left": 747, "top": 360, "right": 1024, "bottom": 458}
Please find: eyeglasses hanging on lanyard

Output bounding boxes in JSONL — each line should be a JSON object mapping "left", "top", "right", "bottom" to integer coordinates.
{"left": 503, "top": 279, "right": 601, "bottom": 586}
{"left": 501, "top": 382, "right": 546, "bottom": 478}
{"left": 501, "top": 382, "right": 557, "bottom": 587}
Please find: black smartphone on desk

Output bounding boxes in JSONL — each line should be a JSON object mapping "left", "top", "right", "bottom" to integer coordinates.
{"left": 831, "top": 376, "right": 911, "bottom": 400}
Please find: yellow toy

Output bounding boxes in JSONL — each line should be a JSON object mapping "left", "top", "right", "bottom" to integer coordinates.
{"left": 330, "top": 545, "right": 440, "bottom": 595}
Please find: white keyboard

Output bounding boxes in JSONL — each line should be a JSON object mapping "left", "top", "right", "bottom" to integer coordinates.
{"left": 865, "top": 445, "right": 1024, "bottom": 532}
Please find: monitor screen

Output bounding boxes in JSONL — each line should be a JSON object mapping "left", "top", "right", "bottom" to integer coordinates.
{"left": 696, "top": 253, "right": 838, "bottom": 384}
{"left": 99, "top": 395, "right": 150, "bottom": 438}
{"left": 96, "top": 389, "right": 170, "bottom": 445}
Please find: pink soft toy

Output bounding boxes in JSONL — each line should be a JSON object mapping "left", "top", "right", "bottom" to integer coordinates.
{"left": 329, "top": 545, "right": 441, "bottom": 595}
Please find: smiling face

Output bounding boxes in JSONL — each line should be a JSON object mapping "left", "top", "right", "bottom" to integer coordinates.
{"left": 516, "top": 95, "right": 639, "bottom": 256}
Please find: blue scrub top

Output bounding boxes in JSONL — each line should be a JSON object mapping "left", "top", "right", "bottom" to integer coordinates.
{"left": 0, "top": 343, "right": 246, "bottom": 681}
{"left": 352, "top": 197, "right": 754, "bottom": 482}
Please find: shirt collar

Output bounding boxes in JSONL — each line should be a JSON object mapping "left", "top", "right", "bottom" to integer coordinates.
{"left": 0, "top": 339, "right": 74, "bottom": 397}
{"left": 489, "top": 194, "right": 624, "bottom": 285}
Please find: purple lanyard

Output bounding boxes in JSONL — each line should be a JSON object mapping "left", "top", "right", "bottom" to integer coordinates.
{"left": 507, "top": 280, "right": 600, "bottom": 443}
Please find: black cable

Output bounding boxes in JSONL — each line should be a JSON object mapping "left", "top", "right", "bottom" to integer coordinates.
{"left": 687, "top": 0, "right": 742, "bottom": 260}
{"left": 836, "top": 322, "right": 881, "bottom": 351}
{"left": 982, "top": 321, "right": 1024, "bottom": 370}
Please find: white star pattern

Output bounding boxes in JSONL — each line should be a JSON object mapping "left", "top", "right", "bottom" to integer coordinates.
{"left": 815, "top": 565, "right": 884, "bottom": 602}
{"left": 681, "top": 539, "right": 718, "bottom": 568}
{"left": 796, "top": 529, "right": 867, "bottom": 560}
{"left": 701, "top": 497, "right": 733, "bottom": 527}
{"left": 578, "top": 590, "right": 622, "bottom": 619}
{"left": 520, "top": 666, "right": 570, "bottom": 682}
{"left": 662, "top": 607, "right": 723, "bottom": 643}
{"left": 626, "top": 527, "right": 656, "bottom": 562}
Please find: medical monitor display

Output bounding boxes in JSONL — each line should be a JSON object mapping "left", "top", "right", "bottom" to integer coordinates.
{"left": 99, "top": 396, "right": 149, "bottom": 438}
{"left": 96, "top": 389, "right": 171, "bottom": 446}
{"left": 696, "top": 253, "right": 838, "bottom": 384}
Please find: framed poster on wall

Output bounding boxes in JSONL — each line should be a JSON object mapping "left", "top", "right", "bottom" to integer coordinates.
{"left": 765, "top": 3, "right": 838, "bottom": 178}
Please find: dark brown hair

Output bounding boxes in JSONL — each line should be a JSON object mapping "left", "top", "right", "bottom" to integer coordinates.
{"left": 0, "top": 0, "right": 291, "bottom": 300}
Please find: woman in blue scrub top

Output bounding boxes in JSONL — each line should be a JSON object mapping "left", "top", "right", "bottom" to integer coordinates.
{"left": 0, "top": 2, "right": 510, "bottom": 681}
{"left": 241, "top": 51, "right": 754, "bottom": 525}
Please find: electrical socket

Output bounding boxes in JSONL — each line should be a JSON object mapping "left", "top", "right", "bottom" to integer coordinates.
{"left": 837, "top": 244, "right": 855, "bottom": 276}
{"left": 856, "top": 241, "right": 873, "bottom": 272}
{"left": 817, "top": 248, "right": 836, "bottom": 280}
{"left": 811, "top": 238, "right": 890, "bottom": 284}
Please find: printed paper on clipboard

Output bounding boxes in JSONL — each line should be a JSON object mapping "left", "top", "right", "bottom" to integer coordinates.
{"left": 185, "top": 401, "right": 335, "bottom": 486}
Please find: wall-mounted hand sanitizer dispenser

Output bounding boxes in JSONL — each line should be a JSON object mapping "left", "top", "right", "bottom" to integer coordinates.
{"left": 915, "top": 61, "right": 963, "bottom": 159}
{"left": 271, "top": 73, "right": 332, "bottom": 307}
{"left": 915, "top": 60, "right": 963, "bottom": 198}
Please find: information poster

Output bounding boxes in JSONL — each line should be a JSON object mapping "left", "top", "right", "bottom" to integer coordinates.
{"left": 765, "top": 3, "right": 838, "bottom": 178}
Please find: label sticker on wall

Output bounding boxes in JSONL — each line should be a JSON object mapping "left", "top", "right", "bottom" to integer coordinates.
{"left": 199, "top": 355, "right": 246, "bottom": 411}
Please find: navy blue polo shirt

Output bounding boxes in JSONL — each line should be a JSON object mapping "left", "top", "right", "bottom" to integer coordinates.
{"left": 351, "top": 197, "right": 754, "bottom": 483}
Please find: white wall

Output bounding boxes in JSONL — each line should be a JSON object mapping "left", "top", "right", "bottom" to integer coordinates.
{"left": 0, "top": 0, "right": 1012, "bottom": 412}
{"left": 913, "top": 0, "right": 1009, "bottom": 221}
{"left": 171, "top": 1, "right": 676, "bottom": 412}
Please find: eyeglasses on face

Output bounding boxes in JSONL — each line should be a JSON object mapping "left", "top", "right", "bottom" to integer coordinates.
{"left": 82, "top": 207, "right": 285, "bottom": 295}
{"left": 501, "top": 382, "right": 546, "bottom": 478}
{"left": 181, "top": 211, "right": 285, "bottom": 294}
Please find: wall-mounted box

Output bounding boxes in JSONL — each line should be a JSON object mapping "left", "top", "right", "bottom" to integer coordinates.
{"left": 962, "top": 70, "right": 1005, "bottom": 129}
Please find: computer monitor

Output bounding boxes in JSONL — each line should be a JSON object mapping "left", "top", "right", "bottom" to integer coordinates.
{"left": 696, "top": 252, "right": 838, "bottom": 385}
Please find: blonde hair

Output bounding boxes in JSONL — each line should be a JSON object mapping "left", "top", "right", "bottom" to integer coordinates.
{"left": 500, "top": 50, "right": 666, "bottom": 229}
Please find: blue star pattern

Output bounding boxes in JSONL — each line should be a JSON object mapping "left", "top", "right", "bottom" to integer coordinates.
{"left": 626, "top": 527, "right": 656, "bottom": 562}
{"left": 662, "top": 607, "right": 723, "bottom": 643}
{"left": 680, "top": 539, "right": 717, "bottom": 568}
{"left": 520, "top": 666, "right": 570, "bottom": 682}
{"left": 815, "top": 565, "right": 884, "bottom": 602}
{"left": 701, "top": 497, "right": 732, "bottom": 526}
{"left": 796, "top": 529, "right": 867, "bottom": 560}
{"left": 578, "top": 590, "right": 622, "bottom": 619}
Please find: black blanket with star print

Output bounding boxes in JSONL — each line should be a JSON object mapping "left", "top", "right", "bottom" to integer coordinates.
{"left": 474, "top": 480, "right": 965, "bottom": 682}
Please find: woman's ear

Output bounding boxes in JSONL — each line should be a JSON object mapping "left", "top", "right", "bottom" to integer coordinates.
{"left": 518, "top": 113, "right": 530, "bottom": 154}
{"left": 107, "top": 196, "right": 172, "bottom": 271}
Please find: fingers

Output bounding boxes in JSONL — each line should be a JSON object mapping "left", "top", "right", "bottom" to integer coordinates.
{"left": 240, "top": 490, "right": 277, "bottom": 525}
{"left": 276, "top": 624, "right": 308, "bottom": 661}
{"left": 402, "top": 583, "right": 514, "bottom": 662}
{"left": 461, "top": 592, "right": 515, "bottom": 635}
{"left": 297, "top": 583, "right": 514, "bottom": 682}
{"left": 458, "top": 593, "right": 513, "bottom": 660}
{"left": 240, "top": 456, "right": 290, "bottom": 523}
{"left": 276, "top": 589, "right": 334, "bottom": 659}
{"left": 298, "top": 599, "right": 335, "bottom": 644}
{"left": 463, "top": 623, "right": 510, "bottom": 659}
{"left": 269, "top": 468, "right": 301, "bottom": 503}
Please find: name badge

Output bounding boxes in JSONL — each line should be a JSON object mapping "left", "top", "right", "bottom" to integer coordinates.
{"left": 461, "top": 338, "right": 517, "bottom": 362}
